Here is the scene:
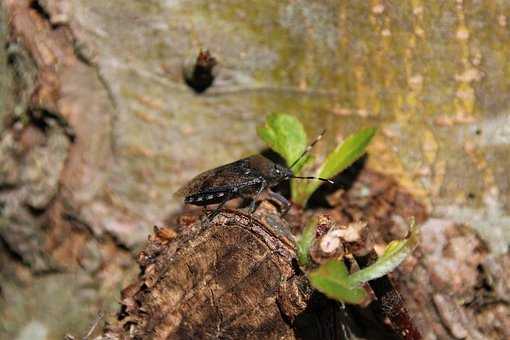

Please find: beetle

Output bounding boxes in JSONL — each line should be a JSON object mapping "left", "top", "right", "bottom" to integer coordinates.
{"left": 174, "top": 131, "right": 333, "bottom": 221}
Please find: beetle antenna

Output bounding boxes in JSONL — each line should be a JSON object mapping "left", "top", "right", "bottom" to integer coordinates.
{"left": 289, "top": 129, "right": 326, "bottom": 170}
{"left": 290, "top": 175, "right": 334, "bottom": 184}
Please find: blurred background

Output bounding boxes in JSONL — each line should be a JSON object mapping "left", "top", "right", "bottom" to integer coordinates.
{"left": 0, "top": 1, "right": 509, "bottom": 339}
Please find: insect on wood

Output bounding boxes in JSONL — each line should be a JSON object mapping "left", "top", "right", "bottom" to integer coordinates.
{"left": 174, "top": 130, "right": 333, "bottom": 221}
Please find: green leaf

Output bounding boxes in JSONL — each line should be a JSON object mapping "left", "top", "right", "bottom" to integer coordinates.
{"left": 347, "top": 219, "right": 419, "bottom": 286}
{"left": 256, "top": 113, "right": 310, "bottom": 172}
{"left": 318, "top": 127, "right": 377, "bottom": 179}
{"left": 308, "top": 259, "right": 368, "bottom": 304}
{"left": 296, "top": 216, "right": 318, "bottom": 267}
{"left": 294, "top": 127, "right": 377, "bottom": 205}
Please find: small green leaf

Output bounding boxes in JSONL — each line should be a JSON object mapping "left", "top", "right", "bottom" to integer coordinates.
{"left": 256, "top": 113, "right": 310, "bottom": 172}
{"left": 347, "top": 219, "right": 419, "bottom": 286}
{"left": 296, "top": 216, "right": 318, "bottom": 267}
{"left": 294, "top": 127, "right": 377, "bottom": 205}
{"left": 308, "top": 259, "right": 368, "bottom": 304}
{"left": 318, "top": 127, "right": 377, "bottom": 179}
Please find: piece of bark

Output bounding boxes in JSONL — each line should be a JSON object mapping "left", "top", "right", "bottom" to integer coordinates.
{"left": 101, "top": 205, "right": 356, "bottom": 340}
{"left": 355, "top": 251, "right": 421, "bottom": 340}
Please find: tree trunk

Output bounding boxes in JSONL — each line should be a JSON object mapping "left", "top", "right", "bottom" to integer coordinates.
{"left": 1, "top": 1, "right": 509, "bottom": 339}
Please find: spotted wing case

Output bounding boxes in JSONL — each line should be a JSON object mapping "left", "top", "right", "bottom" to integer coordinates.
{"left": 174, "top": 156, "right": 270, "bottom": 203}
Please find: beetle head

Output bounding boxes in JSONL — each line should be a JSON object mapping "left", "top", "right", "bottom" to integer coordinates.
{"left": 269, "top": 163, "right": 293, "bottom": 186}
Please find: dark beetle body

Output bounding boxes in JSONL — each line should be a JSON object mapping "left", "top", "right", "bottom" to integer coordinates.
{"left": 175, "top": 155, "right": 292, "bottom": 207}
{"left": 176, "top": 130, "right": 332, "bottom": 220}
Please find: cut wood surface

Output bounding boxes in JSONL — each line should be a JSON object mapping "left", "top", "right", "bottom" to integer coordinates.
{"left": 107, "top": 208, "right": 307, "bottom": 339}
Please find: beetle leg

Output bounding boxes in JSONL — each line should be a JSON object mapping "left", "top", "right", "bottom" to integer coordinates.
{"left": 249, "top": 180, "right": 267, "bottom": 213}
{"left": 205, "top": 193, "right": 231, "bottom": 223}
{"left": 266, "top": 189, "right": 291, "bottom": 215}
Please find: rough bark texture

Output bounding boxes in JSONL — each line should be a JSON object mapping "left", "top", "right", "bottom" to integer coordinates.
{"left": 108, "top": 208, "right": 301, "bottom": 339}
{"left": 1, "top": 1, "right": 509, "bottom": 339}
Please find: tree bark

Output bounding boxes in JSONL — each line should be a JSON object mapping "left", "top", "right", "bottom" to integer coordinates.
{"left": 1, "top": 1, "right": 509, "bottom": 339}
{"left": 103, "top": 207, "right": 324, "bottom": 339}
